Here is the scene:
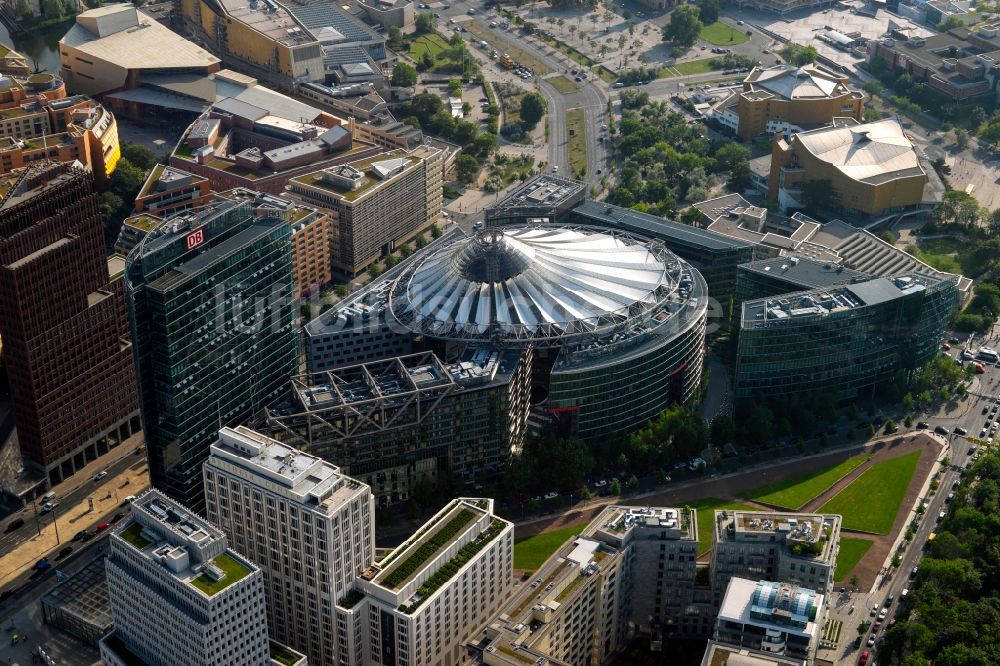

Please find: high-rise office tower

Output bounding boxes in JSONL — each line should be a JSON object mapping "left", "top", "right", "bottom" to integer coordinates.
{"left": 205, "top": 425, "right": 375, "bottom": 666}
{"left": 124, "top": 200, "right": 297, "bottom": 510}
{"left": 0, "top": 163, "right": 140, "bottom": 487}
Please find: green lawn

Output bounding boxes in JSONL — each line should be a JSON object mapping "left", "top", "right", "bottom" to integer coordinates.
{"left": 700, "top": 22, "right": 750, "bottom": 46}
{"left": 744, "top": 453, "right": 870, "bottom": 510}
{"left": 547, "top": 75, "right": 579, "bottom": 94}
{"left": 689, "top": 498, "right": 759, "bottom": 556}
{"left": 670, "top": 58, "right": 718, "bottom": 76}
{"left": 514, "top": 522, "right": 587, "bottom": 570}
{"left": 818, "top": 451, "right": 922, "bottom": 534}
{"left": 834, "top": 537, "right": 874, "bottom": 582}
{"left": 593, "top": 65, "right": 618, "bottom": 84}
{"left": 567, "top": 107, "right": 587, "bottom": 178}
{"left": 408, "top": 33, "right": 449, "bottom": 61}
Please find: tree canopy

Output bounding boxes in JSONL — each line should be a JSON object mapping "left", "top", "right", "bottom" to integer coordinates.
{"left": 519, "top": 92, "right": 547, "bottom": 129}
{"left": 880, "top": 448, "right": 1000, "bottom": 665}
{"left": 698, "top": 0, "right": 719, "bottom": 25}
{"left": 779, "top": 43, "right": 819, "bottom": 66}
{"left": 391, "top": 62, "right": 417, "bottom": 87}
{"left": 662, "top": 5, "right": 702, "bottom": 47}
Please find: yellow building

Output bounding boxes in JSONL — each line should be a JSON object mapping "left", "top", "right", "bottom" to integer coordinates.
{"left": 713, "top": 65, "right": 865, "bottom": 140}
{"left": 178, "top": 0, "right": 324, "bottom": 90}
{"left": 768, "top": 118, "right": 928, "bottom": 218}
{"left": 0, "top": 73, "right": 120, "bottom": 187}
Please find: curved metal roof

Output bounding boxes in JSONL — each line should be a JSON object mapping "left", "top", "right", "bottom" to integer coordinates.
{"left": 388, "top": 225, "right": 695, "bottom": 344}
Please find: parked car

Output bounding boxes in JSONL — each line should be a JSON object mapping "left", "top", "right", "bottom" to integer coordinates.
{"left": 96, "top": 522, "right": 111, "bottom": 533}
{"left": 935, "top": 425, "right": 949, "bottom": 435}
{"left": 4, "top": 519, "right": 24, "bottom": 533}
{"left": 954, "top": 426, "right": 968, "bottom": 436}
{"left": 93, "top": 470, "right": 108, "bottom": 482}
{"left": 917, "top": 421, "right": 929, "bottom": 429}
{"left": 543, "top": 491, "right": 558, "bottom": 500}
{"left": 56, "top": 546, "right": 73, "bottom": 560}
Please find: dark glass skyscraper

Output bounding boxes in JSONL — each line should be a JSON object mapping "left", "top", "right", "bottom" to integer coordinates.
{"left": 0, "top": 164, "right": 140, "bottom": 489}
{"left": 125, "top": 200, "right": 297, "bottom": 510}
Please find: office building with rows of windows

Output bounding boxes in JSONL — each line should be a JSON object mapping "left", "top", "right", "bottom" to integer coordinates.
{"left": 101, "top": 489, "right": 307, "bottom": 666}
{"left": 205, "top": 426, "right": 374, "bottom": 666}
{"left": 124, "top": 200, "right": 298, "bottom": 511}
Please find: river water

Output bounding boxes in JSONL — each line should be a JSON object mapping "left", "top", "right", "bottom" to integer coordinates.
{"left": 0, "top": 21, "right": 64, "bottom": 75}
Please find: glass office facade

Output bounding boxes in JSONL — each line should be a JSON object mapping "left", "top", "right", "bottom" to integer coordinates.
{"left": 734, "top": 275, "right": 958, "bottom": 402}
{"left": 125, "top": 201, "right": 297, "bottom": 510}
{"left": 548, "top": 268, "right": 708, "bottom": 440}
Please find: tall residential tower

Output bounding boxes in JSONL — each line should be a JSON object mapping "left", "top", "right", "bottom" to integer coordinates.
{"left": 205, "top": 426, "right": 375, "bottom": 666}
{"left": 125, "top": 200, "right": 297, "bottom": 510}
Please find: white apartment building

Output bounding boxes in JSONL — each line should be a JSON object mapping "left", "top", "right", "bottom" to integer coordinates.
{"left": 715, "top": 578, "right": 824, "bottom": 663}
{"left": 711, "top": 511, "right": 842, "bottom": 605}
{"left": 337, "top": 498, "right": 513, "bottom": 666}
{"left": 204, "top": 425, "right": 375, "bottom": 666}
{"left": 476, "top": 505, "right": 703, "bottom": 666}
{"left": 100, "top": 489, "right": 306, "bottom": 666}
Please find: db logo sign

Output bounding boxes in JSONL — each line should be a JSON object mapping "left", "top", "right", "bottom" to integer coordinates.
{"left": 186, "top": 229, "right": 205, "bottom": 251}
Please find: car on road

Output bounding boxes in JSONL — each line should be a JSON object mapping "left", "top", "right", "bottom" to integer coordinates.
{"left": 737, "top": 19, "right": 744, "bottom": 24}
{"left": 594, "top": 480, "right": 607, "bottom": 488}
{"left": 4, "top": 518, "right": 24, "bottom": 533}
{"left": 939, "top": 510, "right": 946, "bottom": 521}
{"left": 935, "top": 425, "right": 949, "bottom": 435}
{"left": 870, "top": 605, "right": 878, "bottom": 616}
{"left": 901, "top": 588, "right": 909, "bottom": 598}
{"left": 96, "top": 522, "right": 111, "bottom": 533}
{"left": 878, "top": 607, "right": 887, "bottom": 620}
{"left": 543, "top": 492, "right": 558, "bottom": 500}
{"left": 93, "top": 470, "right": 108, "bottom": 482}
{"left": 954, "top": 426, "right": 968, "bottom": 436}
{"left": 866, "top": 635, "right": 876, "bottom": 647}
{"left": 917, "top": 421, "right": 929, "bottom": 429}
{"left": 947, "top": 492, "right": 955, "bottom": 502}
{"left": 73, "top": 530, "right": 88, "bottom": 542}
{"left": 39, "top": 502, "right": 57, "bottom": 514}
{"left": 970, "top": 446, "right": 979, "bottom": 456}
{"left": 981, "top": 428, "right": 988, "bottom": 438}
{"left": 112, "top": 512, "right": 125, "bottom": 522}
{"left": 56, "top": 546, "right": 73, "bottom": 560}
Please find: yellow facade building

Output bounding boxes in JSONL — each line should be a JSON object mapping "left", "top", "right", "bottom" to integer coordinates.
{"left": 178, "top": 0, "right": 324, "bottom": 90}
{"left": 767, "top": 118, "right": 928, "bottom": 218}
{"left": 713, "top": 65, "right": 865, "bottom": 141}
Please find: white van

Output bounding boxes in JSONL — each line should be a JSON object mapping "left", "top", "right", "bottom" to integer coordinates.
{"left": 43, "top": 491, "right": 56, "bottom": 502}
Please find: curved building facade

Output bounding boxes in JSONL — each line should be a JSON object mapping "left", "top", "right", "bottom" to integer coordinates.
{"left": 387, "top": 225, "right": 709, "bottom": 440}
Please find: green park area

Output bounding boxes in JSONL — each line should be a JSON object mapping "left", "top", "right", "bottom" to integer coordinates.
{"left": 669, "top": 58, "right": 716, "bottom": 76}
{"left": 690, "top": 498, "right": 758, "bottom": 556}
{"left": 744, "top": 454, "right": 870, "bottom": 510}
{"left": 699, "top": 22, "right": 749, "bottom": 46}
{"left": 514, "top": 522, "right": 586, "bottom": 571}
{"left": 818, "top": 451, "right": 921, "bottom": 534}
{"left": 408, "top": 33, "right": 449, "bottom": 61}
{"left": 834, "top": 537, "right": 874, "bottom": 582}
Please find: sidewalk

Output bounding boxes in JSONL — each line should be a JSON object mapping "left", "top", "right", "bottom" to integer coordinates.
{"left": 0, "top": 459, "right": 148, "bottom": 588}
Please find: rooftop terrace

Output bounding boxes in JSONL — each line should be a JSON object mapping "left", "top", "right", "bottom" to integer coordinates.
{"left": 114, "top": 490, "right": 255, "bottom": 598}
